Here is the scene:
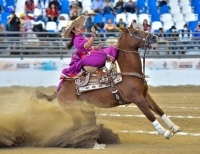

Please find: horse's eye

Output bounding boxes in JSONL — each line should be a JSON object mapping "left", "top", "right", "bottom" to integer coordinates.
{"left": 134, "top": 31, "right": 138, "bottom": 35}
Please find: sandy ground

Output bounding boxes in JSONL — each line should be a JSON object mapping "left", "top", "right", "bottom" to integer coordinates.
{"left": 0, "top": 86, "right": 200, "bottom": 154}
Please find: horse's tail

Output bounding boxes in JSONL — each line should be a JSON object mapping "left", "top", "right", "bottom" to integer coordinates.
{"left": 35, "top": 91, "right": 57, "bottom": 102}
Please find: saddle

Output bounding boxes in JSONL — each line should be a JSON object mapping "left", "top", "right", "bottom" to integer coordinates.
{"left": 74, "top": 60, "right": 124, "bottom": 105}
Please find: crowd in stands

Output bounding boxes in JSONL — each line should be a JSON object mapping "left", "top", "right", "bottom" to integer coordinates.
{"left": 0, "top": 0, "right": 200, "bottom": 55}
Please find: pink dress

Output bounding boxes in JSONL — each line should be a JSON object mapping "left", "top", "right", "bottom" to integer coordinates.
{"left": 56, "top": 34, "right": 117, "bottom": 92}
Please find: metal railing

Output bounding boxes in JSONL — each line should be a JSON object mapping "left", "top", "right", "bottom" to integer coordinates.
{"left": 0, "top": 32, "right": 200, "bottom": 59}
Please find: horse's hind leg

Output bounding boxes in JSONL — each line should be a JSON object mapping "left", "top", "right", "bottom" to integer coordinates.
{"left": 145, "top": 92, "right": 181, "bottom": 134}
{"left": 133, "top": 95, "right": 173, "bottom": 139}
{"left": 80, "top": 102, "right": 96, "bottom": 126}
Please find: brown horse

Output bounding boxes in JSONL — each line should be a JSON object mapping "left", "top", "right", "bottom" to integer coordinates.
{"left": 36, "top": 27, "right": 181, "bottom": 139}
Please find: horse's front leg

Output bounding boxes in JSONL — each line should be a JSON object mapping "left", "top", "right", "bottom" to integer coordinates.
{"left": 132, "top": 94, "right": 173, "bottom": 139}
{"left": 145, "top": 92, "right": 181, "bottom": 134}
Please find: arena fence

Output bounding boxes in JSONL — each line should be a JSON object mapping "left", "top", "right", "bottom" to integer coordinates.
{"left": 0, "top": 32, "right": 200, "bottom": 59}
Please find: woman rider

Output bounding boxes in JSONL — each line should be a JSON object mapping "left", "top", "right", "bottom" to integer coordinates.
{"left": 57, "top": 15, "right": 117, "bottom": 92}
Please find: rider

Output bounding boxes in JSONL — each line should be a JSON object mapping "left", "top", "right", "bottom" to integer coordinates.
{"left": 57, "top": 15, "right": 117, "bottom": 91}
{"left": 60, "top": 15, "right": 117, "bottom": 78}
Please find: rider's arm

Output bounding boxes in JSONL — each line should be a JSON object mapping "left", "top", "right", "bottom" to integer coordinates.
{"left": 84, "top": 35, "right": 95, "bottom": 49}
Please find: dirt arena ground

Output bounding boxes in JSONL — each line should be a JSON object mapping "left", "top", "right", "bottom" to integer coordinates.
{"left": 0, "top": 86, "right": 200, "bottom": 154}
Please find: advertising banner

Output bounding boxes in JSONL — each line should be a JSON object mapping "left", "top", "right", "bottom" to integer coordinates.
{"left": 0, "top": 59, "right": 200, "bottom": 71}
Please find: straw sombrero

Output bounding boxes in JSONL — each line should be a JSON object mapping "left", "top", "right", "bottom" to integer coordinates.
{"left": 61, "top": 15, "right": 86, "bottom": 38}
{"left": 132, "top": 23, "right": 144, "bottom": 31}
{"left": 86, "top": 10, "right": 98, "bottom": 16}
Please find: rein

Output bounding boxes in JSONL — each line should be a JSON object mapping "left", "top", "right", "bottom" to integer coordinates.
{"left": 115, "top": 28, "right": 151, "bottom": 82}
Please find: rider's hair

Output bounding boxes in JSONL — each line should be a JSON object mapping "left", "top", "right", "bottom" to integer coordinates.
{"left": 66, "top": 28, "right": 75, "bottom": 50}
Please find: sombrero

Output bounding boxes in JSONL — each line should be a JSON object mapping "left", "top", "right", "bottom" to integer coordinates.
{"left": 132, "top": 23, "right": 144, "bottom": 31}
{"left": 86, "top": 10, "right": 98, "bottom": 16}
{"left": 61, "top": 15, "right": 86, "bottom": 38}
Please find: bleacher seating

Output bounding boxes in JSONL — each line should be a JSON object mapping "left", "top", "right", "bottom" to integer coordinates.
{"left": 138, "top": 14, "right": 150, "bottom": 24}
{"left": 151, "top": 13, "right": 160, "bottom": 22}
{"left": 170, "top": 6, "right": 181, "bottom": 14}
{"left": 60, "top": 0, "right": 69, "bottom": 14}
{"left": 127, "top": 13, "right": 137, "bottom": 25}
{"left": 182, "top": 6, "right": 193, "bottom": 14}
{"left": 168, "top": 0, "right": 179, "bottom": 7}
{"left": 185, "top": 13, "right": 197, "bottom": 22}
{"left": 58, "top": 14, "right": 69, "bottom": 21}
{"left": 160, "top": 5, "right": 169, "bottom": 15}
{"left": 175, "top": 21, "right": 186, "bottom": 30}
{"left": 116, "top": 13, "right": 126, "bottom": 23}
{"left": 173, "top": 13, "right": 184, "bottom": 22}
{"left": 105, "top": 14, "right": 115, "bottom": 23}
{"left": 94, "top": 13, "right": 103, "bottom": 24}
{"left": 151, "top": 21, "right": 162, "bottom": 31}
{"left": 58, "top": 20, "right": 66, "bottom": 31}
{"left": 0, "top": 0, "right": 199, "bottom": 36}
{"left": 188, "top": 21, "right": 198, "bottom": 32}
{"left": 161, "top": 13, "right": 172, "bottom": 22}
{"left": 163, "top": 21, "right": 174, "bottom": 31}
{"left": 46, "top": 21, "right": 57, "bottom": 32}
{"left": 180, "top": 0, "right": 190, "bottom": 7}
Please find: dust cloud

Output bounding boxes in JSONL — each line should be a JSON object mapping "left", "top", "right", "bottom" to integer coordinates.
{"left": 0, "top": 87, "right": 120, "bottom": 148}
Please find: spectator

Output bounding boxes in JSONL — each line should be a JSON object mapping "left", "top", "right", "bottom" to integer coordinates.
{"left": 193, "top": 25, "right": 200, "bottom": 49}
{"left": 179, "top": 24, "right": 192, "bottom": 54}
{"left": 145, "top": 25, "right": 153, "bottom": 33}
{"left": 21, "top": 14, "right": 39, "bottom": 51}
{"left": 114, "top": 0, "right": 124, "bottom": 14}
{"left": 157, "top": 28, "right": 166, "bottom": 38}
{"left": 25, "top": 0, "right": 35, "bottom": 14}
{"left": 124, "top": 0, "right": 137, "bottom": 14}
{"left": 85, "top": 10, "right": 97, "bottom": 32}
{"left": 59, "top": 15, "right": 66, "bottom": 20}
{"left": 36, "top": 0, "right": 48, "bottom": 10}
{"left": 104, "top": 18, "right": 117, "bottom": 37}
{"left": 116, "top": 18, "right": 126, "bottom": 29}
{"left": 132, "top": 19, "right": 137, "bottom": 25}
{"left": 103, "top": 0, "right": 114, "bottom": 14}
{"left": 47, "top": 4, "right": 59, "bottom": 22}
{"left": 91, "top": 0, "right": 104, "bottom": 14}
{"left": 70, "top": 0, "right": 82, "bottom": 10}
{"left": 70, "top": 1, "right": 82, "bottom": 15}
{"left": 143, "top": 19, "right": 148, "bottom": 31}
{"left": 0, "top": 22, "right": 6, "bottom": 50}
{"left": 70, "top": 1, "right": 81, "bottom": 17}
{"left": 7, "top": 11, "right": 20, "bottom": 53}
{"left": 33, "top": 23, "right": 48, "bottom": 38}
{"left": 70, "top": 11, "right": 78, "bottom": 20}
{"left": 156, "top": 28, "right": 168, "bottom": 55}
{"left": 48, "top": 0, "right": 61, "bottom": 11}
{"left": 61, "top": 27, "right": 67, "bottom": 47}
{"left": 159, "top": 0, "right": 168, "bottom": 7}
{"left": 34, "top": 2, "right": 45, "bottom": 22}
{"left": 19, "top": 13, "right": 25, "bottom": 28}
{"left": 169, "top": 25, "right": 179, "bottom": 54}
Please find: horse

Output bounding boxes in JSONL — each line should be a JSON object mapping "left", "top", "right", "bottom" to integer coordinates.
{"left": 36, "top": 27, "right": 181, "bottom": 140}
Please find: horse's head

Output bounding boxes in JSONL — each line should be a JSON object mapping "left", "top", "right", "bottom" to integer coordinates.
{"left": 119, "top": 27, "right": 158, "bottom": 50}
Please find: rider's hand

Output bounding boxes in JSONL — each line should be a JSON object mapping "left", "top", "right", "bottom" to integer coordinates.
{"left": 91, "top": 26, "right": 96, "bottom": 34}
{"left": 98, "top": 43, "right": 104, "bottom": 49}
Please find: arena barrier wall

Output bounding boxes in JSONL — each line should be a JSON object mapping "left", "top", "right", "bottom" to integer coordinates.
{"left": 0, "top": 58, "right": 200, "bottom": 87}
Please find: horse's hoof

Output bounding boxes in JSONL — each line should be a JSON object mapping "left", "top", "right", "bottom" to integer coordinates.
{"left": 164, "top": 130, "right": 173, "bottom": 139}
{"left": 172, "top": 125, "right": 181, "bottom": 134}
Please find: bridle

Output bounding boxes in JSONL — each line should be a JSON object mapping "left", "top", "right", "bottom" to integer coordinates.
{"left": 115, "top": 28, "right": 157, "bottom": 83}
{"left": 96, "top": 28, "right": 158, "bottom": 83}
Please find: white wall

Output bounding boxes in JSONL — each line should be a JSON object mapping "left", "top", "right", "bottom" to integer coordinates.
{"left": 0, "top": 58, "right": 200, "bottom": 87}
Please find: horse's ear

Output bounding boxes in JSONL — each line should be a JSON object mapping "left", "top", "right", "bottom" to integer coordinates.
{"left": 119, "top": 27, "right": 128, "bottom": 33}
{"left": 129, "top": 24, "right": 133, "bottom": 28}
